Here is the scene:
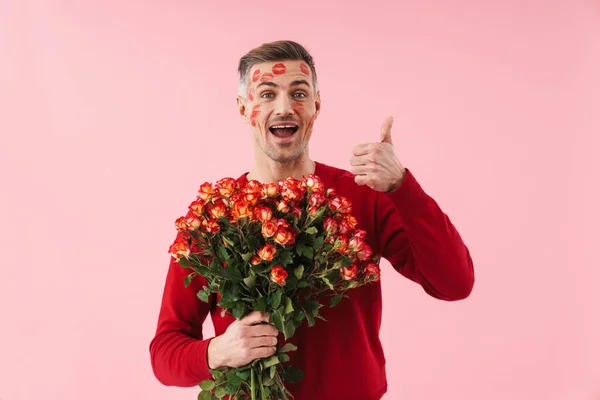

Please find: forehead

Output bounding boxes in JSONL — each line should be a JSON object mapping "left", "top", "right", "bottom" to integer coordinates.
{"left": 249, "top": 60, "right": 312, "bottom": 86}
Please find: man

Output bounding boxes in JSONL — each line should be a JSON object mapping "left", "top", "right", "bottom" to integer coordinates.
{"left": 150, "top": 40, "right": 474, "bottom": 399}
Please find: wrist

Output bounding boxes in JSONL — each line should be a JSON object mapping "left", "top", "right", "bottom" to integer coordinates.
{"left": 207, "top": 336, "right": 225, "bottom": 369}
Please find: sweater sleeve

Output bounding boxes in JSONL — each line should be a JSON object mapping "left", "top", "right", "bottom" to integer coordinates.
{"left": 375, "top": 169, "right": 475, "bottom": 301}
{"left": 149, "top": 244, "right": 215, "bottom": 386}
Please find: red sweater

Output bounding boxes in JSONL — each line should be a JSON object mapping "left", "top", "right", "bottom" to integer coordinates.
{"left": 149, "top": 161, "right": 474, "bottom": 400}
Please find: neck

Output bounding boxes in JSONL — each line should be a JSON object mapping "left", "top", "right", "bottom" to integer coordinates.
{"left": 247, "top": 153, "right": 316, "bottom": 183}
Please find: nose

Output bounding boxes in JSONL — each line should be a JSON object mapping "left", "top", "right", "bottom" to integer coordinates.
{"left": 274, "top": 95, "right": 294, "bottom": 116}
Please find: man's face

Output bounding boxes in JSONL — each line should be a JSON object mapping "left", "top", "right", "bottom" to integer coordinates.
{"left": 237, "top": 60, "right": 321, "bottom": 164}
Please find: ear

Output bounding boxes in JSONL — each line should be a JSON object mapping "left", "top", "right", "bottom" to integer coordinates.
{"left": 237, "top": 95, "right": 249, "bottom": 124}
{"left": 314, "top": 90, "right": 321, "bottom": 120}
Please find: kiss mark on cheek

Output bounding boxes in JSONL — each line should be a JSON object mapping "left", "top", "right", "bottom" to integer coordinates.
{"left": 250, "top": 104, "right": 261, "bottom": 127}
{"left": 272, "top": 63, "right": 286, "bottom": 75}
{"left": 292, "top": 102, "right": 305, "bottom": 114}
{"left": 299, "top": 63, "right": 310, "bottom": 76}
{"left": 252, "top": 69, "right": 261, "bottom": 82}
{"left": 248, "top": 91, "right": 254, "bottom": 101}
{"left": 260, "top": 72, "right": 274, "bottom": 82}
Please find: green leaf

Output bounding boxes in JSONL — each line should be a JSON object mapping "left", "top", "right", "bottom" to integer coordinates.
{"left": 297, "top": 280, "right": 308, "bottom": 288}
{"left": 270, "top": 290, "right": 282, "bottom": 309}
{"left": 283, "top": 296, "right": 294, "bottom": 315}
{"left": 283, "top": 319, "right": 296, "bottom": 339}
{"left": 295, "top": 242, "right": 306, "bottom": 256}
{"left": 243, "top": 275, "right": 256, "bottom": 289}
{"left": 282, "top": 365, "right": 305, "bottom": 383}
{"left": 271, "top": 310, "right": 284, "bottom": 333}
{"left": 293, "top": 310, "right": 305, "bottom": 322}
{"left": 241, "top": 252, "right": 254, "bottom": 263}
{"left": 305, "top": 226, "right": 318, "bottom": 235}
{"left": 322, "top": 276, "right": 334, "bottom": 290}
{"left": 199, "top": 380, "right": 215, "bottom": 391}
{"left": 226, "top": 370, "right": 242, "bottom": 387}
{"left": 269, "top": 365, "right": 276, "bottom": 379}
{"left": 218, "top": 245, "right": 230, "bottom": 261}
{"left": 330, "top": 294, "right": 343, "bottom": 308}
{"left": 278, "top": 251, "right": 294, "bottom": 267}
{"left": 278, "top": 352, "right": 290, "bottom": 364}
{"left": 214, "top": 387, "right": 227, "bottom": 398}
{"left": 198, "top": 391, "right": 212, "bottom": 400}
{"left": 184, "top": 272, "right": 195, "bottom": 287}
{"left": 197, "top": 288, "right": 210, "bottom": 303}
{"left": 255, "top": 296, "right": 267, "bottom": 312}
{"left": 306, "top": 313, "right": 315, "bottom": 327}
{"left": 235, "top": 369, "right": 250, "bottom": 380}
{"left": 302, "top": 246, "right": 314, "bottom": 259}
{"left": 294, "top": 265, "right": 304, "bottom": 280}
{"left": 262, "top": 355, "right": 280, "bottom": 368}
{"left": 339, "top": 255, "right": 354, "bottom": 267}
{"left": 313, "top": 236, "right": 325, "bottom": 250}
{"left": 303, "top": 299, "right": 319, "bottom": 312}
{"left": 279, "top": 343, "right": 298, "bottom": 353}
{"left": 178, "top": 257, "right": 192, "bottom": 269}
{"left": 232, "top": 301, "right": 245, "bottom": 320}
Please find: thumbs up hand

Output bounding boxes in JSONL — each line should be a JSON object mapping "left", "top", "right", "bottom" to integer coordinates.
{"left": 350, "top": 116, "right": 407, "bottom": 193}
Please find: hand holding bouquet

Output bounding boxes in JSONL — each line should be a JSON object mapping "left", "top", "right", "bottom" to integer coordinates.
{"left": 169, "top": 174, "right": 381, "bottom": 399}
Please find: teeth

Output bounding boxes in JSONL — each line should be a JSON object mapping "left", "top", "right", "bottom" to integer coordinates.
{"left": 272, "top": 125, "right": 296, "bottom": 129}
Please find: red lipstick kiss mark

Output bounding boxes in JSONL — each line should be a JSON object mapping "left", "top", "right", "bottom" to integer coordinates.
{"left": 252, "top": 69, "right": 261, "bottom": 82}
{"left": 250, "top": 104, "right": 261, "bottom": 126}
{"left": 272, "top": 63, "right": 286, "bottom": 75}
{"left": 300, "top": 63, "right": 310, "bottom": 76}
{"left": 248, "top": 92, "right": 254, "bottom": 101}
{"left": 260, "top": 72, "right": 274, "bottom": 82}
{"left": 292, "top": 102, "right": 305, "bottom": 114}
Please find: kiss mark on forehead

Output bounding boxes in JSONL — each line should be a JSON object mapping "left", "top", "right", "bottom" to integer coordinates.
{"left": 252, "top": 69, "right": 261, "bottom": 82}
{"left": 260, "top": 72, "right": 274, "bottom": 82}
{"left": 299, "top": 63, "right": 310, "bottom": 76}
{"left": 272, "top": 63, "right": 286, "bottom": 75}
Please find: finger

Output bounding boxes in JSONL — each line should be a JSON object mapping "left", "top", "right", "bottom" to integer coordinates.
{"left": 249, "top": 346, "right": 277, "bottom": 361}
{"left": 241, "top": 311, "right": 271, "bottom": 325}
{"left": 249, "top": 323, "right": 279, "bottom": 337}
{"left": 350, "top": 165, "right": 373, "bottom": 176}
{"left": 354, "top": 174, "right": 372, "bottom": 187}
{"left": 352, "top": 143, "right": 375, "bottom": 156}
{"left": 380, "top": 116, "right": 394, "bottom": 144}
{"left": 350, "top": 154, "right": 372, "bottom": 166}
{"left": 247, "top": 335, "right": 278, "bottom": 349}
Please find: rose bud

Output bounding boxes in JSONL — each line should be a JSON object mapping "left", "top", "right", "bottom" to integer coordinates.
{"left": 305, "top": 174, "right": 324, "bottom": 191}
{"left": 261, "top": 183, "right": 279, "bottom": 198}
{"left": 197, "top": 182, "right": 215, "bottom": 200}
{"left": 169, "top": 237, "right": 190, "bottom": 260}
{"left": 215, "top": 177, "right": 237, "bottom": 197}
{"left": 277, "top": 200, "right": 290, "bottom": 213}
{"left": 341, "top": 264, "right": 359, "bottom": 280}
{"left": 175, "top": 216, "right": 190, "bottom": 232}
{"left": 271, "top": 266, "right": 288, "bottom": 286}
{"left": 323, "top": 217, "right": 339, "bottom": 235}
{"left": 255, "top": 205, "right": 273, "bottom": 222}
{"left": 339, "top": 196, "right": 352, "bottom": 214}
{"left": 366, "top": 263, "right": 381, "bottom": 282}
{"left": 251, "top": 255, "right": 262, "bottom": 265}
{"left": 208, "top": 198, "right": 228, "bottom": 219}
{"left": 232, "top": 200, "right": 253, "bottom": 220}
{"left": 184, "top": 211, "right": 202, "bottom": 230}
{"left": 308, "top": 205, "right": 320, "bottom": 215}
{"left": 202, "top": 218, "right": 220, "bottom": 234}
{"left": 274, "top": 228, "right": 295, "bottom": 246}
{"left": 188, "top": 200, "right": 205, "bottom": 216}
{"left": 328, "top": 197, "right": 343, "bottom": 212}
{"left": 258, "top": 244, "right": 277, "bottom": 262}
{"left": 261, "top": 221, "right": 278, "bottom": 238}
{"left": 308, "top": 191, "right": 327, "bottom": 208}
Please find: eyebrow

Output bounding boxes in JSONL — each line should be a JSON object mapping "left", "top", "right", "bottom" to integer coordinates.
{"left": 257, "top": 80, "right": 311, "bottom": 89}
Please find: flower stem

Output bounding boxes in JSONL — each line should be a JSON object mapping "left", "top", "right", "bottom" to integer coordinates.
{"left": 251, "top": 366, "right": 256, "bottom": 400}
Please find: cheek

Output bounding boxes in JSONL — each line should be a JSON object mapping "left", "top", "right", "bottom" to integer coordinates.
{"left": 250, "top": 104, "right": 261, "bottom": 127}
{"left": 248, "top": 90, "right": 254, "bottom": 102}
{"left": 292, "top": 102, "right": 305, "bottom": 114}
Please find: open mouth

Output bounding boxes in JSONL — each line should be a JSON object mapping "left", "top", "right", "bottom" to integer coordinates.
{"left": 269, "top": 124, "right": 299, "bottom": 138}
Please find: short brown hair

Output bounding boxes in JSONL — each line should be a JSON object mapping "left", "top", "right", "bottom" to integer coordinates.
{"left": 237, "top": 40, "right": 319, "bottom": 95}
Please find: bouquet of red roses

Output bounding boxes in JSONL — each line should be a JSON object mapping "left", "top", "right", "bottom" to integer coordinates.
{"left": 169, "top": 174, "right": 381, "bottom": 400}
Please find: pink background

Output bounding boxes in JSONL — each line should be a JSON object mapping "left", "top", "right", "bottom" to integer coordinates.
{"left": 1, "top": 1, "right": 599, "bottom": 399}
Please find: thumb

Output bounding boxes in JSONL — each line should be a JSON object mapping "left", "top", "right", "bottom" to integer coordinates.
{"left": 380, "top": 116, "right": 394, "bottom": 144}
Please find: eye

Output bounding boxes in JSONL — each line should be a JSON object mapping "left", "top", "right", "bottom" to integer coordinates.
{"left": 293, "top": 92, "right": 307, "bottom": 99}
{"left": 261, "top": 92, "right": 274, "bottom": 99}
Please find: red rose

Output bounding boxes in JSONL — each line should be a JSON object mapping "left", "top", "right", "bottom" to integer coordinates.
{"left": 185, "top": 211, "right": 202, "bottom": 230}
{"left": 216, "top": 177, "right": 237, "bottom": 197}
{"left": 232, "top": 200, "right": 253, "bottom": 220}
{"left": 308, "top": 191, "right": 327, "bottom": 208}
{"left": 338, "top": 219, "right": 354, "bottom": 236}
{"left": 244, "top": 192, "right": 260, "bottom": 206}
{"left": 258, "top": 244, "right": 277, "bottom": 262}
{"left": 255, "top": 206, "right": 273, "bottom": 222}
{"left": 323, "top": 217, "right": 339, "bottom": 235}
{"left": 271, "top": 266, "right": 288, "bottom": 285}
{"left": 341, "top": 264, "right": 359, "bottom": 280}
{"left": 277, "top": 200, "right": 290, "bottom": 213}
{"left": 261, "top": 183, "right": 279, "bottom": 198}
{"left": 208, "top": 198, "right": 228, "bottom": 219}
{"left": 251, "top": 255, "right": 262, "bottom": 265}
{"left": 345, "top": 215, "right": 359, "bottom": 230}
{"left": 308, "top": 205, "right": 319, "bottom": 215}
{"left": 305, "top": 174, "right": 324, "bottom": 191}
{"left": 366, "top": 263, "right": 381, "bottom": 282}
{"left": 335, "top": 236, "right": 350, "bottom": 253}
{"left": 202, "top": 218, "right": 220, "bottom": 234}
{"left": 328, "top": 197, "right": 343, "bottom": 212}
{"left": 261, "top": 221, "right": 277, "bottom": 238}
{"left": 169, "top": 236, "right": 190, "bottom": 260}
{"left": 197, "top": 182, "right": 215, "bottom": 200}
{"left": 274, "top": 228, "right": 295, "bottom": 245}
{"left": 188, "top": 200, "right": 205, "bottom": 216}
{"left": 340, "top": 197, "right": 352, "bottom": 214}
